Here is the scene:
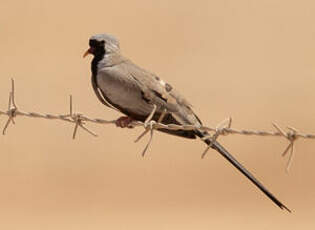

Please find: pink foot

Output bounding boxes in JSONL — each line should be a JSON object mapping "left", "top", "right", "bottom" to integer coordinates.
{"left": 115, "top": 116, "right": 134, "bottom": 128}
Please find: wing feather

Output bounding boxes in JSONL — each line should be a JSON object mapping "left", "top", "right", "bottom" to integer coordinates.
{"left": 119, "top": 59, "right": 201, "bottom": 127}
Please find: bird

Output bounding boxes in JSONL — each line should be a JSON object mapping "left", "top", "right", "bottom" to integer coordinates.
{"left": 83, "top": 33, "right": 291, "bottom": 212}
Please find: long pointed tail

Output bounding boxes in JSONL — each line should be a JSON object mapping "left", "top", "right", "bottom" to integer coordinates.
{"left": 201, "top": 135, "right": 291, "bottom": 212}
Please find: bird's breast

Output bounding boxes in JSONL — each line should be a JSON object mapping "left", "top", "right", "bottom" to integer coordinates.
{"left": 96, "top": 71, "right": 153, "bottom": 116}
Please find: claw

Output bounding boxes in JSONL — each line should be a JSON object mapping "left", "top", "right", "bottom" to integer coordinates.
{"left": 115, "top": 116, "right": 134, "bottom": 128}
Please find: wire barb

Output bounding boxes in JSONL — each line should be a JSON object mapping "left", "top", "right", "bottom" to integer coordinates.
{"left": 2, "top": 79, "right": 18, "bottom": 135}
{"left": 201, "top": 117, "right": 232, "bottom": 159}
{"left": 67, "top": 95, "right": 97, "bottom": 139}
{"left": 134, "top": 105, "right": 159, "bottom": 157}
{"left": 272, "top": 123, "right": 298, "bottom": 173}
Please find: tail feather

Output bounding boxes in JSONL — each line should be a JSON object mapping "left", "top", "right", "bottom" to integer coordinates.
{"left": 201, "top": 135, "right": 291, "bottom": 212}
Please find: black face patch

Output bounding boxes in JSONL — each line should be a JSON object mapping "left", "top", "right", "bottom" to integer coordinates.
{"left": 89, "top": 39, "right": 105, "bottom": 48}
{"left": 89, "top": 39, "right": 98, "bottom": 47}
{"left": 90, "top": 40, "right": 106, "bottom": 77}
{"left": 165, "top": 83, "right": 173, "bottom": 92}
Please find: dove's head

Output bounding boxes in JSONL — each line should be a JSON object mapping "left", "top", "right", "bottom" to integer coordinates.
{"left": 83, "top": 33, "right": 120, "bottom": 58}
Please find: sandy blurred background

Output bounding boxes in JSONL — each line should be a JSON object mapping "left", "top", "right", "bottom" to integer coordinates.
{"left": 0, "top": 0, "right": 315, "bottom": 229}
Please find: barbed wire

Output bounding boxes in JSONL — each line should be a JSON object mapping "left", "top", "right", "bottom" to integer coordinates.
{"left": 1, "top": 79, "right": 314, "bottom": 172}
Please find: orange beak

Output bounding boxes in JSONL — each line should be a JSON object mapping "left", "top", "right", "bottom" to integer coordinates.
{"left": 83, "top": 48, "right": 94, "bottom": 58}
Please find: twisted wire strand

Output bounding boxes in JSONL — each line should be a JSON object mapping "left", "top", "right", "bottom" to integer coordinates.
{"left": 1, "top": 79, "right": 313, "bottom": 171}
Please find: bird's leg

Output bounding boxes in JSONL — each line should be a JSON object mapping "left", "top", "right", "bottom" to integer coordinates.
{"left": 115, "top": 116, "right": 134, "bottom": 128}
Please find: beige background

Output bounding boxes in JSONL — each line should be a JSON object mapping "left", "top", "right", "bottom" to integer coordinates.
{"left": 1, "top": 0, "right": 315, "bottom": 229}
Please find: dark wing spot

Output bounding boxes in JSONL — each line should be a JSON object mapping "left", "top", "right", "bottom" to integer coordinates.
{"left": 165, "top": 83, "right": 173, "bottom": 92}
{"left": 141, "top": 91, "right": 151, "bottom": 103}
{"left": 153, "top": 90, "right": 167, "bottom": 102}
